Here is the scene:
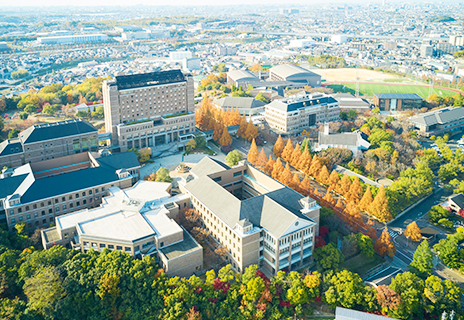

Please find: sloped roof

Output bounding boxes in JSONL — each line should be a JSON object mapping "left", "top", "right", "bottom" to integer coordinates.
{"left": 0, "top": 173, "right": 28, "bottom": 199}
{"left": 267, "top": 96, "right": 338, "bottom": 112}
{"left": 96, "top": 151, "right": 140, "bottom": 170}
{"left": 0, "top": 139, "right": 23, "bottom": 157}
{"left": 319, "top": 131, "right": 369, "bottom": 147}
{"left": 450, "top": 193, "right": 464, "bottom": 209}
{"left": 374, "top": 93, "right": 422, "bottom": 100}
{"left": 335, "top": 307, "right": 399, "bottom": 320}
{"left": 215, "top": 97, "right": 266, "bottom": 109}
{"left": 19, "top": 119, "right": 97, "bottom": 144}
{"left": 409, "top": 107, "right": 464, "bottom": 127}
{"left": 227, "top": 70, "right": 258, "bottom": 82}
{"left": 190, "top": 156, "right": 230, "bottom": 177}
{"left": 270, "top": 64, "right": 320, "bottom": 79}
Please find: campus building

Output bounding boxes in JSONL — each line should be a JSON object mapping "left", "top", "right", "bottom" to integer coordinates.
{"left": 102, "top": 70, "right": 196, "bottom": 152}
{"left": 269, "top": 64, "right": 321, "bottom": 88}
{"left": 37, "top": 34, "right": 108, "bottom": 45}
{"left": 316, "top": 123, "right": 370, "bottom": 154}
{"left": 41, "top": 181, "right": 203, "bottom": 278}
{"left": 0, "top": 151, "right": 140, "bottom": 232}
{"left": 0, "top": 119, "right": 98, "bottom": 168}
{"left": 214, "top": 97, "right": 267, "bottom": 116}
{"left": 264, "top": 93, "right": 340, "bottom": 134}
{"left": 373, "top": 93, "right": 423, "bottom": 111}
{"left": 409, "top": 107, "right": 464, "bottom": 137}
{"left": 180, "top": 157, "right": 320, "bottom": 276}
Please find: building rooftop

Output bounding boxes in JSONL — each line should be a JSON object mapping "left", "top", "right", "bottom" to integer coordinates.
{"left": 18, "top": 119, "right": 97, "bottom": 144}
{"left": 270, "top": 64, "right": 321, "bottom": 79}
{"left": 335, "top": 307, "right": 399, "bottom": 320}
{"left": 373, "top": 93, "right": 422, "bottom": 100}
{"left": 267, "top": 93, "right": 338, "bottom": 113}
{"left": 319, "top": 130, "right": 369, "bottom": 147}
{"left": 0, "top": 139, "right": 23, "bottom": 157}
{"left": 227, "top": 69, "right": 258, "bottom": 82}
{"left": 215, "top": 97, "right": 267, "bottom": 109}
{"left": 160, "top": 229, "right": 202, "bottom": 260}
{"left": 409, "top": 107, "right": 464, "bottom": 127}
{"left": 115, "top": 69, "right": 186, "bottom": 90}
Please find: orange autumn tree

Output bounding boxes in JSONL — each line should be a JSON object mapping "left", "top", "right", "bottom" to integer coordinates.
{"left": 280, "top": 163, "right": 293, "bottom": 185}
{"left": 290, "top": 173, "right": 301, "bottom": 192}
{"left": 359, "top": 186, "right": 373, "bottom": 212}
{"left": 281, "top": 139, "right": 294, "bottom": 163}
{"left": 255, "top": 148, "right": 268, "bottom": 168}
{"left": 247, "top": 139, "right": 259, "bottom": 165}
{"left": 338, "top": 174, "right": 352, "bottom": 196}
{"left": 219, "top": 126, "right": 232, "bottom": 146}
{"left": 371, "top": 186, "right": 392, "bottom": 222}
{"left": 317, "top": 165, "right": 330, "bottom": 185}
{"left": 328, "top": 170, "right": 340, "bottom": 191}
{"left": 273, "top": 135, "right": 285, "bottom": 157}
{"left": 272, "top": 157, "right": 284, "bottom": 180}
{"left": 404, "top": 221, "right": 422, "bottom": 242}
{"left": 374, "top": 228, "right": 396, "bottom": 257}
{"left": 264, "top": 155, "right": 275, "bottom": 175}
{"left": 346, "top": 177, "right": 363, "bottom": 204}
{"left": 322, "top": 191, "right": 335, "bottom": 206}
{"left": 299, "top": 175, "right": 312, "bottom": 196}
{"left": 213, "top": 122, "right": 223, "bottom": 141}
{"left": 298, "top": 147, "right": 312, "bottom": 172}
{"left": 308, "top": 155, "right": 322, "bottom": 178}
{"left": 290, "top": 143, "right": 302, "bottom": 168}
{"left": 237, "top": 114, "right": 248, "bottom": 138}
{"left": 245, "top": 120, "right": 258, "bottom": 141}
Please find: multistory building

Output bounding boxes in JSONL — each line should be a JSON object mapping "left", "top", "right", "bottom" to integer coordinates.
{"left": 180, "top": 157, "right": 320, "bottom": 276}
{"left": 102, "top": 70, "right": 195, "bottom": 152}
{"left": 0, "top": 119, "right": 98, "bottom": 168}
{"left": 264, "top": 93, "right": 340, "bottom": 134}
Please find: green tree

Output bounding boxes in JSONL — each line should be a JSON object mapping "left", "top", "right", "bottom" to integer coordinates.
{"left": 368, "top": 128, "right": 393, "bottom": 148}
{"left": 313, "top": 243, "right": 344, "bottom": 272}
{"left": 23, "top": 266, "right": 65, "bottom": 317}
{"left": 42, "top": 104, "right": 56, "bottom": 115}
{"left": 155, "top": 167, "right": 171, "bottom": 182}
{"left": 76, "top": 110, "right": 87, "bottom": 118}
{"left": 409, "top": 240, "right": 433, "bottom": 279}
{"left": 19, "top": 112, "right": 28, "bottom": 120}
{"left": 24, "top": 104, "right": 37, "bottom": 113}
{"left": 325, "top": 270, "right": 366, "bottom": 309}
{"left": 389, "top": 272, "right": 425, "bottom": 319}
{"left": 254, "top": 92, "right": 269, "bottom": 103}
{"left": 8, "top": 129, "right": 19, "bottom": 139}
{"left": 11, "top": 70, "right": 29, "bottom": 80}
{"left": 356, "top": 233, "right": 374, "bottom": 258}
{"left": 225, "top": 150, "right": 243, "bottom": 166}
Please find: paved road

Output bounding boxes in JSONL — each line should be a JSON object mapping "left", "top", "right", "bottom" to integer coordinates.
{"left": 389, "top": 187, "right": 452, "bottom": 229}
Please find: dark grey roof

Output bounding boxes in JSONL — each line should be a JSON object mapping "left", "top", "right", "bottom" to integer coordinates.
{"left": 450, "top": 194, "right": 464, "bottom": 209}
{"left": 159, "top": 229, "right": 202, "bottom": 260}
{"left": 20, "top": 167, "right": 121, "bottom": 204}
{"left": 374, "top": 93, "right": 423, "bottom": 100}
{"left": 409, "top": 107, "right": 464, "bottom": 127}
{"left": 215, "top": 97, "right": 266, "bottom": 109}
{"left": 96, "top": 152, "right": 140, "bottom": 170}
{"left": 0, "top": 140, "right": 23, "bottom": 157}
{"left": 19, "top": 119, "right": 97, "bottom": 144}
{"left": 0, "top": 173, "right": 28, "bottom": 199}
{"left": 115, "top": 70, "right": 186, "bottom": 90}
{"left": 267, "top": 96, "right": 338, "bottom": 112}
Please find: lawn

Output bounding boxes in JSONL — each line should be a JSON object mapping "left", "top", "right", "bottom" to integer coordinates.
{"left": 340, "top": 253, "right": 384, "bottom": 276}
{"left": 326, "top": 83, "right": 458, "bottom": 98}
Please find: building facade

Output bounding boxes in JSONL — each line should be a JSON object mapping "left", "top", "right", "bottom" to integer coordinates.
{"left": 102, "top": 70, "right": 196, "bottom": 152}
{"left": 373, "top": 93, "right": 423, "bottom": 111}
{"left": 409, "top": 107, "right": 464, "bottom": 137}
{"left": 180, "top": 157, "right": 319, "bottom": 276}
{"left": 264, "top": 93, "right": 340, "bottom": 134}
{"left": 41, "top": 181, "right": 203, "bottom": 278}
{"left": 0, "top": 151, "right": 140, "bottom": 232}
{"left": 0, "top": 119, "right": 98, "bottom": 168}
{"left": 37, "top": 34, "right": 108, "bottom": 44}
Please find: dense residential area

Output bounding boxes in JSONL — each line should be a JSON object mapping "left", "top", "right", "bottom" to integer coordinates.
{"left": 1, "top": 2, "right": 464, "bottom": 320}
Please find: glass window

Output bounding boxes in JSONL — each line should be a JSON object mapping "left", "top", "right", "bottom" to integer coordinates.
{"left": 116, "top": 246, "right": 122, "bottom": 251}
{"left": 108, "top": 244, "right": 114, "bottom": 249}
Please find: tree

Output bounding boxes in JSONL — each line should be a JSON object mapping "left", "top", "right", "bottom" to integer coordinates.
{"left": 138, "top": 148, "right": 151, "bottom": 163}
{"left": 272, "top": 157, "right": 284, "bottom": 180}
{"left": 8, "top": 129, "right": 20, "bottom": 139}
{"left": 19, "top": 112, "right": 28, "bottom": 120}
{"left": 24, "top": 104, "right": 37, "bottom": 113}
{"left": 213, "top": 122, "right": 223, "bottom": 141}
{"left": 409, "top": 240, "right": 433, "bottom": 279}
{"left": 225, "top": 150, "right": 242, "bottom": 166}
{"left": 290, "top": 143, "right": 302, "bottom": 168}
{"left": 290, "top": 173, "right": 301, "bottom": 192}
{"left": 76, "top": 110, "right": 87, "bottom": 118}
{"left": 313, "top": 243, "right": 344, "bottom": 272}
{"left": 346, "top": 177, "right": 362, "bottom": 204}
{"left": 338, "top": 174, "right": 351, "bottom": 196}
{"left": 247, "top": 138, "right": 259, "bottom": 165}
{"left": 23, "top": 266, "right": 65, "bottom": 317}
{"left": 322, "top": 191, "right": 335, "bottom": 205}
{"left": 298, "top": 147, "right": 312, "bottom": 171}
{"left": 328, "top": 170, "right": 340, "bottom": 191}
{"left": 281, "top": 139, "right": 294, "bottom": 163}
{"left": 359, "top": 186, "right": 373, "bottom": 212}
{"left": 263, "top": 155, "right": 275, "bottom": 175}
{"left": 237, "top": 114, "right": 248, "bottom": 138}
{"left": 308, "top": 155, "right": 322, "bottom": 178}
{"left": 245, "top": 120, "right": 258, "bottom": 141}
{"left": 404, "top": 222, "right": 422, "bottom": 242}
{"left": 42, "top": 104, "right": 56, "bottom": 115}
{"left": 356, "top": 233, "right": 374, "bottom": 258}
{"left": 389, "top": 272, "right": 425, "bottom": 319}
{"left": 255, "top": 148, "right": 268, "bottom": 168}
{"left": 255, "top": 92, "right": 268, "bottom": 103}
{"left": 371, "top": 186, "right": 392, "bottom": 222}
{"left": 299, "top": 175, "right": 312, "bottom": 196}
{"left": 377, "top": 285, "right": 401, "bottom": 314}
{"left": 218, "top": 126, "right": 232, "bottom": 146}
{"left": 155, "top": 167, "right": 171, "bottom": 182}
{"left": 11, "top": 70, "right": 29, "bottom": 80}
{"left": 280, "top": 163, "right": 293, "bottom": 185}
{"left": 374, "top": 228, "right": 396, "bottom": 257}
{"left": 273, "top": 135, "right": 285, "bottom": 157}
{"left": 317, "top": 165, "right": 330, "bottom": 185}
{"left": 325, "top": 270, "right": 365, "bottom": 309}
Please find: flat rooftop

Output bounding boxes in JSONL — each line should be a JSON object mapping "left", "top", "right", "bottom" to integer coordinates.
{"left": 115, "top": 69, "right": 186, "bottom": 90}
{"left": 160, "top": 230, "right": 202, "bottom": 260}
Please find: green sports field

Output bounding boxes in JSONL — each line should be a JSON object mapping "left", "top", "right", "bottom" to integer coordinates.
{"left": 326, "top": 83, "right": 458, "bottom": 99}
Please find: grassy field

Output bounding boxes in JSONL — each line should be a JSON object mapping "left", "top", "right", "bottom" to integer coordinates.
{"left": 327, "top": 83, "right": 458, "bottom": 98}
